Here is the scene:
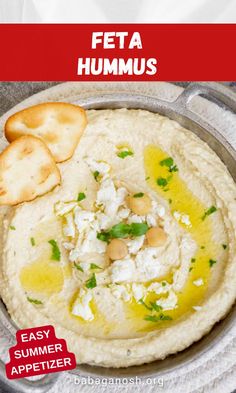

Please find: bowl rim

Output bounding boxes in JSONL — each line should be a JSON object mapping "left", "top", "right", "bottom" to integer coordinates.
{"left": 0, "top": 83, "right": 236, "bottom": 385}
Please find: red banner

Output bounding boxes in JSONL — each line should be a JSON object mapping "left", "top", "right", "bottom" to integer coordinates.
{"left": 0, "top": 24, "right": 235, "bottom": 81}
{"left": 5, "top": 325, "right": 76, "bottom": 379}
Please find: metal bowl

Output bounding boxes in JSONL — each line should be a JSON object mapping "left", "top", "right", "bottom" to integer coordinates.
{"left": 0, "top": 82, "right": 236, "bottom": 392}
{"left": 73, "top": 83, "right": 236, "bottom": 379}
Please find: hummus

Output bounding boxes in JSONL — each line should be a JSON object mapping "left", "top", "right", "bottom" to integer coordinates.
{"left": 1, "top": 108, "right": 236, "bottom": 368}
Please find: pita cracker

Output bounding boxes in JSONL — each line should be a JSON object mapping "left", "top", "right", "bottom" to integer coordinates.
{"left": 0, "top": 135, "right": 60, "bottom": 205}
{"left": 5, "top": 102, "right": 87, "bottom": 162}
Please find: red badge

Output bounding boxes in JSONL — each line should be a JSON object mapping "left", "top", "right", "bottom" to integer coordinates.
{"left": 5, "top": 325, "right": 76, "bottom": 379}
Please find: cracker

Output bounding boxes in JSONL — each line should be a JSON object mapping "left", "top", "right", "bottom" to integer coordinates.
{"left": 0, "top": 136, "right": 61, "bottom": 205}
{"left": 5, "top": 102, "right": 87, "bottom": 162}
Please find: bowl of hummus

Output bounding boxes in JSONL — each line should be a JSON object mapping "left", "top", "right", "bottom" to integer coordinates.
{"left": 0, "top": 83, "right": 236, "bottom": 375}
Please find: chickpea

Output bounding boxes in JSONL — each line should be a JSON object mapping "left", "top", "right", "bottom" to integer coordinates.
{"left": 127, "top": 193, "right": 152, "bottom": 215}
{"left": 146, "top": 227, "right": 167, "bottom": 247}
{"left": 107, "top": 239, "right": 128, "bottom": 260}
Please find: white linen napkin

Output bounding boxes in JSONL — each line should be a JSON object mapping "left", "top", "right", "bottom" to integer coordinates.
{"left": 0, "top": 0, "right": 25, "bottom": 22}
{"left": 0, "top": 0, "right": 235, "bottom": 23}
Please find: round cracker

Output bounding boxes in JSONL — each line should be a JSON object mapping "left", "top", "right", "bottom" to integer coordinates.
{"left": 5, "top": 102, "right": 87, "bottom": 163}
{"left": 0, "top": 135, "right": 61, "bottom": 205}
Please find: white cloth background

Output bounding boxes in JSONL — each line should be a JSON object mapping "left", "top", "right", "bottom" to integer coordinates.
{"left": 0, "top": 82, "right": 235, "bottom": 393}
{"left": 0, "top": 0, "right": 236, "bottom": 23}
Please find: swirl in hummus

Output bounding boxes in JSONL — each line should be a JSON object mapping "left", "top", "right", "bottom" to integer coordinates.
{"left": 1, "top": 108, "right": 236, "bottom": 368}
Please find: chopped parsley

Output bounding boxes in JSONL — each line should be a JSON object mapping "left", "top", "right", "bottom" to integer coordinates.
{"left": 149, "top": 302, "right": 163, "bottom": 312}
{"left": 202, "top": 206, "right": 217, "bottom": 221}
{"left": 201, "top": 245, "right": 205, "bottom": 249}
{"left": 160, "top": 157, "right": 173, "bottom": 167}
{"left": 133, "top": 192, "right": 144, "bottom": 198}
{"left": 170, "top": 165, "right": 178, "bottom": 173}
{"left": 168, "top": 198, "right": 172, "bottom": 204}
{"left": 222, "top": 244, "right": 227, "bottom": 250}
{"left": 77, "top": 192, "right": 86, "bottom": 202}
{"left": 157, "top": 177, "right": 168, "bottom": 187}
{"left": 145, "top": 176, "right": 150, "bottom": 181}
{"left": 160, "top": 157, "right": 178, "bottom": 173}
{"left": 189, "top": 267, "right": 193, "bottom": 272}
{"left": 86, "top": 273, "right": 97, "bottom": 289}
{"left": 30, "top": 237, "right": 36, "bottom": 246}
{"left": 144, "top": 314, "right": 172, "bottom": 322}
{"left": 97, "top": 232, "right": 110, "bottom": 243}
{"left": 27, "top": 297, "right": 43, "bottom": 305}
{"left": 90, "top": 263, "right": 102, "bottom": 270}
{"left": 93, "top": 171, "right": 100, "bottom": 182}
{"left": 130, "top": 223, "right": 148, "bottom": 236}
{"left": 9, "top": 225, "right": 16, "bottom": 230}
{"left": 162, "top": 282, "right": 167, "bottom": 287}
{"left": 159, "top": 313, "right": 173, "bottom": 321}
{"left": 191, "top": 258, "right": 196, "bottom": 263}
{"left": 209, "top": 259, "right": 217, "bottom": 268}
{"left": 139, "top": 299, "right": 163, "bottom": 312}
{"left": 48, "top": 239, "right": 61, "bottom": 261}
{"left": 74, "top": 262, "right": 84, "bottom": 272}
{"left": 139, "top": 299, "right": 152, "bottom": 310}
{"left": 110, "top": 223, "right": 131, "bottom": 238}
{"left": 117, "top": 150, "right": 133, "bottom": 159}
{"left": 97, "top": 222, "right": 149, "bottom": 242}
{"left": 140, "top": 298, "right": 171, "bottom": 323}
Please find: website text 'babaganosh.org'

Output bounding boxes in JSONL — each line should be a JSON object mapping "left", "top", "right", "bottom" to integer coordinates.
{"left": 65, "top": 375, "right": 164, "bottom": 387}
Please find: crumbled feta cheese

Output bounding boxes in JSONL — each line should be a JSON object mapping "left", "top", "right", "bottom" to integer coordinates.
{"left": 63, "top": 213, "right": 75, "bottom": 238}
{"left": 192, "top": 305, "right": 202, "bottom": 311}
{"left": 135, "top": 248, "right": 160, "bottom": 281}
{"left": 96, "top": 212, "right": 111, "bottom": 230}
{"left": 69, "top": 248, "right": 80, "bottom": 262}
{"left": 85, "top": 157, "right": 110, "bottom": 176}
{"left": 173, "top": 211, "right": 192, "bottom": 227}
{"left": 132, "top": 283, "right": 146, "bottom": 302}
{"left": 78, "top": 261, "right": 90, "bottom": 272}
{"left": 173, "top": 211, "right": 181, "bottom": 221}
{"left": 152, "top": 201, "right": 165, "bottom": 218}
{"left": 63, "top": 242, "right": 74, "bottom": 251}
{"left": 110, "top": 284, "right": 131, "bottom": 302}
{"left": 146, "top": 214, "right": 157, "bottom": 227}
{"left": 116, "top": 187, "right": 128, "bottom": 205}
{"left": 157, "top": 291, "right": 178, "bottom": 310}
{"left": 181, "top": 214, "right": 192, "bottom": 227}
{"left": 74, "top": 209, "right": 95, "bottom": 232}
{"left": 148, "top": 281, "right": 170, "bottom": 294}
{"left": 111, "top": 259, "right": 136, "bottom": 283}
{"left": 71, "top": 289, "right": 94, "bottom": 321}
{"left": 96, "top": 178, "right": 126, "bottom": 217}
{"left": 54, "top": 201, "right": 78, "bottom": 216}
{"left": 118, "top": 208, "right": 130, "bottom": 220}
{"left": 127, "top": 235, "right": 145, "bottom": 254}
{"left": 193, "top": 278, "right": 204, "bottom": 287}
{"left": 156, "top": 206, "right": 165, "bottom": 218}
{"left": 90, "top": 218, "right": 100, "bottom": 232}
{"left": 58, "top": 161, "right": 192, "bottom": 308}
{"left": 96, "top": 178, "right": 116, "bottom": 206}
{"left": 127, "top": 214, "right": 145, "bottom": 224}
{"left": 95, "top": 271, "right": 110, "bottom": 286}
{"left": 106, "top": 201, "right": 122, "bottom": 217}
{"left": 79, "top": 229, "right": 106, "bottom": 255}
